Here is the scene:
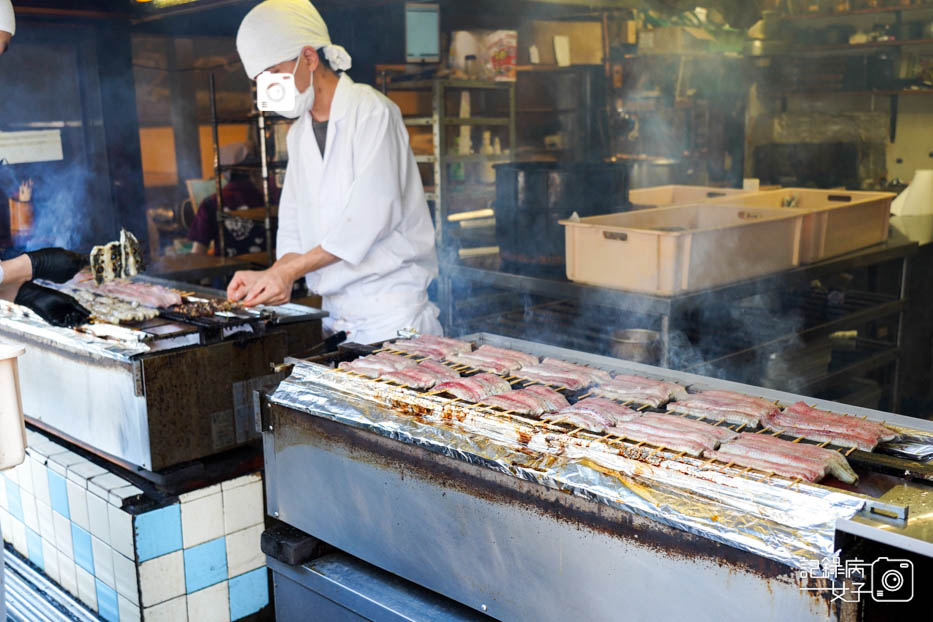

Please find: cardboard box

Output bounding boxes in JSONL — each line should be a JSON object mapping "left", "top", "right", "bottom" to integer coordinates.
{"left": 520, "top": 20, "right": 604, "bottom": 65}
{"left": 636, "top": 26, "right": 715, "bottom": 55}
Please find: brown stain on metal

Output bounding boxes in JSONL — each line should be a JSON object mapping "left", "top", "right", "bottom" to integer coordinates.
{"left": 272, "top": 404, "right": 825, "bottom": 585}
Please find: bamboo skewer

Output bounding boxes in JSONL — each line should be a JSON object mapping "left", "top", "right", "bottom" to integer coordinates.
{"left": 845, "top": 446, "right": 857, "bottom": 456}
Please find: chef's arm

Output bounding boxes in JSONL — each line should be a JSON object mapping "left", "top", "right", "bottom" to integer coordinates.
{"left": 275, "top": 246, "right": 340, "bottom": 282}
{"left": 0, "top": 255, "right": 33, "bottom": 301}
{"left": 0, "top": 0, "right": 15, "bottom": 56}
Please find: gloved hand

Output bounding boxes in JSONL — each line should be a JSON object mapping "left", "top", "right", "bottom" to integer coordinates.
{"left": 26, "top": 247, "right": 88, "bottom": 283}
{"left": 14, "top": 282, "right": 91, "bottom": 328}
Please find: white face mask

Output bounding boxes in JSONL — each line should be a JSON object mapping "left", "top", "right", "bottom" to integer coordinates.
{"left": 256, "top": 57, "right": 315, "bottom": 119}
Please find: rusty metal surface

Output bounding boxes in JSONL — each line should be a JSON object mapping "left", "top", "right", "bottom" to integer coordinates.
{"left": 143, "top": 333, "right": 288, "bottom": 470}
{"left": 266, "top": 402, "right": 852, "bottom": 621}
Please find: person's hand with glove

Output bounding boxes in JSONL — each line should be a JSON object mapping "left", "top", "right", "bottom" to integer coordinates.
{"left": 26, "top": 248, "right": 87, "bottom": 283}
{"left": 14, "top": 282, "right": 91, "bottom": 328}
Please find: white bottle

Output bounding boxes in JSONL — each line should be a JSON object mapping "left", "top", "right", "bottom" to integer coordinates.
{"left": 480, "top": 131, "right": 496, "bottom": 184}
{"left": 0, "top": 344, "right": 26, "bottom": 471}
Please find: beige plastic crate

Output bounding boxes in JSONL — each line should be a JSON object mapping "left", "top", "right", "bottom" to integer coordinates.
{"left": 628, "top": 185, "right": 754, "bottom": 210}
{"left": 708, "top": 188, "right": 895, "bottom": 263}
{"left": 561, "top": 204, "right": 804, "bottom": 296}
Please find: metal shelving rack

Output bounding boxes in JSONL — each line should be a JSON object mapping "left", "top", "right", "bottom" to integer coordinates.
{"left": 444, "top": 233, "right": 917, "bottom": 411}
{"left": 387, "top": 78, "right": 517, "bottom": 327}
{"left": 208, "top": 74, "right": 288, "bottom": 264}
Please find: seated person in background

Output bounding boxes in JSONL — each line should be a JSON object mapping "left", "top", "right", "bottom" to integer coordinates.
{"left": 188, "top": 142, "right": 268, "bottom": 257}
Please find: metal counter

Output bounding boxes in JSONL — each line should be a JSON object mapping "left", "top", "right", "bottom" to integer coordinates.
{"left": 0, "top": 278, "right": 326, "bottom": 472}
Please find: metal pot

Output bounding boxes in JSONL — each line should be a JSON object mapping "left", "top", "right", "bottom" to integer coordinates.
{"left": 922, "top": 20, "right": 933, "bottom": 41}
{"left": 628, "top": 158, "right": 685, "bottom": 189}
{"left": 610, "top": 329, "right": 661, "bottom": 364}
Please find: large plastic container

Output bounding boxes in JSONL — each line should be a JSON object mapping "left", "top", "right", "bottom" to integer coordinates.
{"left": 628, "top": 185, "right": 753, "bottom": 210}
{"left": 708, "top": 188, "right": 895, "bottom": 263}
{"left": 560, "top": 204, "right": 804, "bottom": 295}
{"left": 0, "top": 343, "right": 26, "bottom": 471}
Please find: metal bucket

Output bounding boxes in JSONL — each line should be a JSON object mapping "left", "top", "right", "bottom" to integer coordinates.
{"left": 610, "top": 329, "right": 660, "bottom": 364}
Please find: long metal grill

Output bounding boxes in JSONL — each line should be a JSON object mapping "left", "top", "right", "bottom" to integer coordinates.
{"left": 328, "top": 341, "right": 915, "bottom": 498}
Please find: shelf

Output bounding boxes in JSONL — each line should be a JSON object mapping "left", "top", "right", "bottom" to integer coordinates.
{"left": 414, "top": 155, "right": 437, "bottom": 163}
{"left": 389, "top": 79, "right": 514, "bottom": 91}
{"left": 237, "top": 252, "right": 273, "bottom": 265}
{"left": 218, "top": 162, "right": 288, "bottom": 171}
{"left": 442, "top": 234, "right": 917, "bottom": 318}
{"left": 214, "top": 115, "right": 293, "bottom": 125}
{"left": 403, "top": 116, "right": 434, "bottom": 126}
{"left": 443, "top": 117, "right": 511, "bottom": 126}
{"left": 444, "top": 154, "right": 511, "bottom": 163}
{"left": 516, "top": 108, "right": 581, "bottom": 114}
{"left": 516, "top": 64, "right": 604, "bottom": 72}
{"left": 772, "top": 38, "right": 933, "bottom": 54}
{"left": 447, "top": 186, "right": 496, "bottom": 200}
{"left": 782, "top": 5, "right": 933, "bottom": 21}
{"left": 773, "top": 88, "right": 933, "bottom": 96}
{"left": 222, "top": 207, "right": 277, "bottom": 222}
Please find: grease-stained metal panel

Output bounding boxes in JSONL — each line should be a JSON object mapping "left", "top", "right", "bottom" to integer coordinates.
{"left": 266, "top": 406, "right": 848, "bottom": 622}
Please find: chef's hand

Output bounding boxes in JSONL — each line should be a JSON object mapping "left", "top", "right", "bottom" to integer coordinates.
{"left": 227, "top": 270, "right": 263, "bottom": 302}
{"left": 26, "top": 248, "right": 88, "bottom": 283}
{"left": 14, "top": 282, "right": 91, "bottom": 328}
{"left": 0, "top": 31, "right": 10, "bottom": 56}
{"left": 228, "top": 266, "right": 294, "bottom": 307}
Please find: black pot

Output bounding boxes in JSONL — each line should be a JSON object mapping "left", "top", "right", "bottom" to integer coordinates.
{"left": 494, "top": 161, "right": 630, "bottom": 276}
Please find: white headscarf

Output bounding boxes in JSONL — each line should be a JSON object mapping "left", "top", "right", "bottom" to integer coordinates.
{"left": 0, "top": 0, "right": 16, "bottom": 36}
{"left": 236, "top": 0, "right": 351, "bottom": 79}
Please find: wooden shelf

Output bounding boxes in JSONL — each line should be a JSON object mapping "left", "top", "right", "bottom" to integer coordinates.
{"left": 237, "top": 252, "right": 273, "bottom": 266}
{"left": 223, "top": 207, "right": 277, "bottom": 222}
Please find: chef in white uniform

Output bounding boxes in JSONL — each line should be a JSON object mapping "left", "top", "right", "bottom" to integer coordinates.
{"left": 230, "top": 0, "right": 442, "bottom": 344}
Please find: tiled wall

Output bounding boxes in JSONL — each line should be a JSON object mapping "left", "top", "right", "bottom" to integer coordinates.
{"left": 0, "top": 429, "right": 269, "bottom": 621}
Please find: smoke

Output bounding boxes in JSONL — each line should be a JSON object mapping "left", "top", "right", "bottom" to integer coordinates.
{"left": 22, "top": 163, "right": 96, "bottom": 251}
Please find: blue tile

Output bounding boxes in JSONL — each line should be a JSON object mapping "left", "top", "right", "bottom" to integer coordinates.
{"left": 229, "top": 567, "right": 269, "bottom": 620}
{"left": 135, "top": 505, "right": 182, "bottom": 562}
{"left": 183, "top": 537, "right": 227, "bottom": 593}
{"left": 96, "top": 579, "right": 119, "bottom": 622}
{"left": 47, "top": 471, "right": 69, "bottom": 519}
{"left": 26, "top": 527, "right": 44, "bottom": 570}
{"left": 5, "top": 479, "right": 23, "bottom": 521}
{"left": 71, "top": 524, "right": 94, "bottom": 574}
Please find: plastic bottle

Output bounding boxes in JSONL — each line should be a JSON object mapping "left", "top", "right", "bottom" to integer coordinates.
{"left": 480, "top": 131, "right": 496, "bottom": 184}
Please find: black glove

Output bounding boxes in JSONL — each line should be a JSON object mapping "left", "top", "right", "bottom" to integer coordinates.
{"left": 15, "top": 282, "right": 91, "bottom": 328}
{"left": 26, "top": 248, "right": 88, "bottom": 283}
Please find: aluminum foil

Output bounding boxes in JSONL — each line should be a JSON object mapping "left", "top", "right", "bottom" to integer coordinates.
{"left": 271, "top": 361, "right": 867, "bottom": 570}
{"left": 0, "top": 302, "right": 149, "bottom": 362}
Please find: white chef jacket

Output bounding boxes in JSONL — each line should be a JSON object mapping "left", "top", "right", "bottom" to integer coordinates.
{"left": 277, "top": 73, "right": 441, "bottom": 343}
{"left": 0, "top": 0, "right": 14, "bottom": 36}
